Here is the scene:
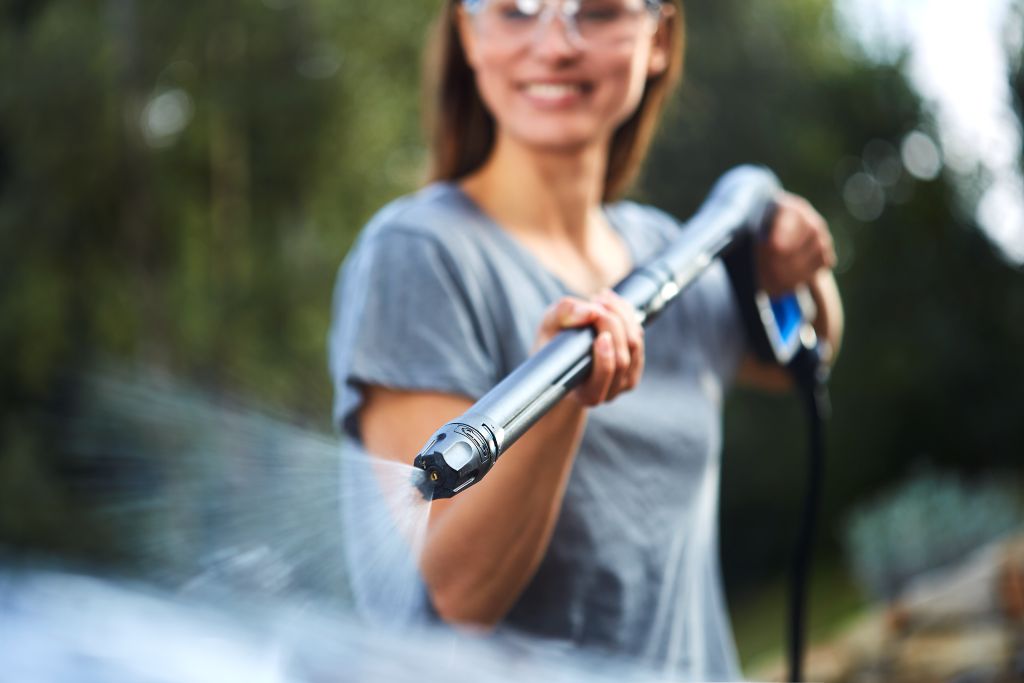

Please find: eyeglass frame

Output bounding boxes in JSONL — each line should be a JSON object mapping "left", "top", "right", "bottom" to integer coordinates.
{"left": 459, "top": 0, "right": 670, "bottom": 50}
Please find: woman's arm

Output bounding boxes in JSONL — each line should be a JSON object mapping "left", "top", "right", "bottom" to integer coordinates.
{"left": 358, "top": 292, "right": 644, "bottom": 627}
{"left": 360, "top": 386, "right": 586, "bottom": 626}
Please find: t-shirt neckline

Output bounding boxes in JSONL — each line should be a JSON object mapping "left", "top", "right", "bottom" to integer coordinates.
{"left": 439, "top": 182, "right": 639, "bottom": 298}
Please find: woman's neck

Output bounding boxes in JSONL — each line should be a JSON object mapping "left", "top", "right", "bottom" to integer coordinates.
{"left": 458, "top": 132, "right": 634, "bottom": 296}
{"left": 459, "top": 133, "right": 609, "bottom": 252}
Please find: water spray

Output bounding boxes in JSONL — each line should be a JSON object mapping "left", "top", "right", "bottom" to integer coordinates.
{"left": 411, "top": 165, "right": 832, "bottom": 681}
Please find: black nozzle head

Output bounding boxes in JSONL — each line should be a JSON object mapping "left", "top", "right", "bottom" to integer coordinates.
{"left": 411, "top": 422, "right": 494, "bottom": 501}
{"left": 412, "top": 457, "right": 448, "bottom": 501}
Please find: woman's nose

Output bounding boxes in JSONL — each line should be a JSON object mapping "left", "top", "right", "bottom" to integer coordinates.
{"left": 530, "top": 10, "right": 583, "bottom": 59}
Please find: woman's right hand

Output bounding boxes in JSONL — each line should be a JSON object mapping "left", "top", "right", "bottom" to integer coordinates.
{"left": 533, "top": 290, "right": 645, "bottom": 406}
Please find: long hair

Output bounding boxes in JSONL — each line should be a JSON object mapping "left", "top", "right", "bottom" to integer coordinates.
{"left": 422, "top": 0, "right": 686, "bottom": 202}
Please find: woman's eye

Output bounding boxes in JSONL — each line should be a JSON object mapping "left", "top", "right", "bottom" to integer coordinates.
{"left": 496, "top": 0, "right": 539, "bottom": 20}
{"left": 502, "top": 8, "right": 532, "bottom": 20}
{"left": 578, "top": 4, "right": 624, "bottom": 22}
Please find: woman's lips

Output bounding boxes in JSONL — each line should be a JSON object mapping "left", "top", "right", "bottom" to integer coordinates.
{"left": 519, "top": 81, "right": 593, "bottom": 107}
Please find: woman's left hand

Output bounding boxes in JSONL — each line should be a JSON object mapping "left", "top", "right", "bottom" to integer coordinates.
{"left": 757, "top": 192, "right": 836, "bottom": 296}
{"left": 738, "top": 190, "right": 844, "bottom": 390}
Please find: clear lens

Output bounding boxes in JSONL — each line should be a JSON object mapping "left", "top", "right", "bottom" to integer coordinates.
{"left": 468, "top": 0, "right": 661, "bottom": 49}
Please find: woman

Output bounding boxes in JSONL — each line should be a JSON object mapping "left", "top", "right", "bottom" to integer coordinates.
{"left": 329, "top": 0, "right": 843, "bottom": 678}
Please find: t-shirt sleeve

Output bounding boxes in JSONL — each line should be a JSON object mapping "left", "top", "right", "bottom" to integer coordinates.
{"left": 328, "top": 227, "right": 496, "bottom": 440}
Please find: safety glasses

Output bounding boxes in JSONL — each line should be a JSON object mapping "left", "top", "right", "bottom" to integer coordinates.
{"left": 461, "top": 0, "right": 668, "bottom": 50}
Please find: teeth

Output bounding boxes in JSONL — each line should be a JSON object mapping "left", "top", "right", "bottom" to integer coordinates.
{"left": 524, "top": 83, "right": 583, "bottom": 99}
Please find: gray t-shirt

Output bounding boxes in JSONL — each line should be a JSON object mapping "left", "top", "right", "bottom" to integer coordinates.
{"left": 328, "top": 182, "right": 747, "bottom": 681}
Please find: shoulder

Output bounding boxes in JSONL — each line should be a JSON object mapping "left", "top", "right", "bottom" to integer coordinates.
{"left": 356, "top": 182, "right": 483, "bottom": 254}
{"left": 605, "top": 199, "right": 682, "bottom": 234}
{"left": 328, "top": 184, "right": 503, "bottom": 418}
{"left": 334, "top": 182, "right": 501, "bottom": 325}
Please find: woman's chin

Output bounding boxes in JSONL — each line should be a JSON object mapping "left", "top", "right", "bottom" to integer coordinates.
{"left": 506, "top": 127, "right": 608, "bottom": 156}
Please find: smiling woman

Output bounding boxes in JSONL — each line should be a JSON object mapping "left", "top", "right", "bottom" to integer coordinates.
{"left": 425, "top": 0, "right": 684, "bottom": 200}
{"left": 328, "top": 0, "right": 841, "bottom": 679}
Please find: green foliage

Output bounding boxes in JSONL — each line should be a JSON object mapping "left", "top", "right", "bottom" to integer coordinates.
{"left": 0, "top": 0, "right": 435, "bottom": 414}
{"left": 0, "top": 0, "right": 434, "bottom": 562}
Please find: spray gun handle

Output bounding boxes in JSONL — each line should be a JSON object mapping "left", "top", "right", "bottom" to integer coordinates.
{"left": 721, "top": 208, "right": 827, "bottom": 370}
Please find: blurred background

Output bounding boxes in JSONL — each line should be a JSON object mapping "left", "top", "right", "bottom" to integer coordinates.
{"left": 1, "top": 0, "right": 1023, "bottom": 680}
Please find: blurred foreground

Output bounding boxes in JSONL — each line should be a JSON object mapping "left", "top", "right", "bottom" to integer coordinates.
{"left": 0, "top": 570, "right": 684, "bottom": 683}
{"left": 4, "top": 536, "right": 1021, "bottom": 683}
{"left": 755, "top": 533, "right": 1024, "bottom": 682}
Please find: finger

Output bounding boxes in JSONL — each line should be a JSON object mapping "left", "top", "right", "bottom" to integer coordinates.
{"left": 792, "top": 196, "right": 835, "bottom": 269}
{"left": 774, "top": 193, "right": 830, "bottom": 247}
{"left": 557, "top": 298, "right": 600, "bottom": 328}
{"left": 592, "top": 296, "right": 631, "bottom": 397}
{"left": 596, "top": 291, "right": 645, "bottom": 396}
{"left": 801, "top": 222, "right": 835, "bottom": 271}
{"left": 629, "top": 338, "right": 646, "bottom": 390}
{"left": 818, "top": 229, "right": 837, "bottom": 269}
{"left": 536, "top": 297, "right": 598, "bottom": 347}
{"left": 768, "top": 203, "right": 803, "bottom": 252}
{"left": 577, "top": 331, "right": 616, "bottom": 406}
{"left": 790, "top": 238, "right": 830, "bottom": 284}
{"left": 794, "top": 194, "right": 829, "bottom": 235}
{"left": 794, "top": 227, "right": 825, "bottom": 271}
{"left": 615, "top": 325, "right": 645, "bottom": 396}
{"left": 764, "top": 196, "right": 837, "bottom": 291}
{"left": 539, "top": 298, "right": 572, "bottom": 337}
{"left": 778, "top": 217, "right": 832, "bottom": 283}
{"left": 597, "top": 290, "right": 643, "bottom": 346}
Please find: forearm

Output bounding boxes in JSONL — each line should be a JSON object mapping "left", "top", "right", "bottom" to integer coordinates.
{"left": 421, "top": 397, "right": 587, "bottom": 626}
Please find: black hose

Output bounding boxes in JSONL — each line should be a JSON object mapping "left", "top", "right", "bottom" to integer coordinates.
{"left": 785, "top": 345, "right": 830, "bottom": 683}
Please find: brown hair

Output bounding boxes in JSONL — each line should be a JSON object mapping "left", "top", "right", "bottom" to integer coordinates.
{"left": 423, "top": 0, "right": 685, "bottom": 202}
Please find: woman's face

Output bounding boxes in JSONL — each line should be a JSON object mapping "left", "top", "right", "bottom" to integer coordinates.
{"left": 457, "top": 0, "right": 670, "bottom": 154}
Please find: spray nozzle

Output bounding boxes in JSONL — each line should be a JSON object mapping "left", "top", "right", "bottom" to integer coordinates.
{"left": 412, "top": 417, "right": 501, "bottom": 500}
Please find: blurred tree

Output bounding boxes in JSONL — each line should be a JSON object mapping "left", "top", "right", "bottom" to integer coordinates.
{"left": 0, "top": 0, "right": 434, "bottom": 564}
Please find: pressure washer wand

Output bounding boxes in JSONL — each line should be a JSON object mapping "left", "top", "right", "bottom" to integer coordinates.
{"left": 413, "top": 165, "right": 780, "bottom": 500}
